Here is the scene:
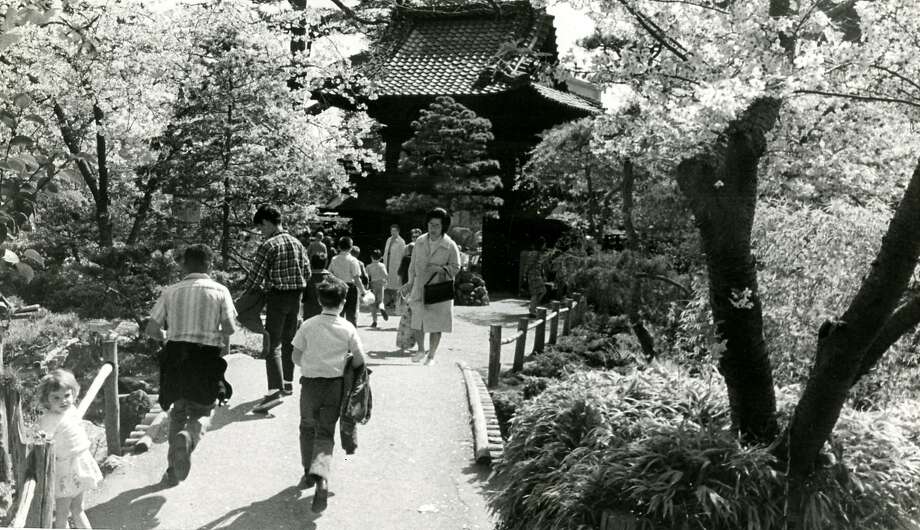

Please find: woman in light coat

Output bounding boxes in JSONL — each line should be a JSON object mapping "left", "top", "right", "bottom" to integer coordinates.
{"left": 400, "top": 208, "right": 461, "bottom": 366}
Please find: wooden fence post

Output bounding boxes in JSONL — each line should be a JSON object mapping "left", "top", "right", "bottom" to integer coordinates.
{"left": 103, "top": 339, "right": 121, "bottom": 456}
{"left": 32, "top": 442, "right": 55, "bottom": 528}
{"left": 549, "top": 301, "right": 560, "bottom": 345}
{"left": 534, "top": 308, "right": 546, "bottom": 354}
{"left": 488, "top": 325, "right": 502, "bottom": 389}
{"left": 563, "top": 298, "right": 573, "bottom": 335}
{"left": 513, "top": 317, "right": 528, "bottom": 372}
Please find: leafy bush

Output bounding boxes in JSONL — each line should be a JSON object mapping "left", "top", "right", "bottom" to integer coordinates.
{"left": 491, "top": 364, "right": 920, "bottom": 530}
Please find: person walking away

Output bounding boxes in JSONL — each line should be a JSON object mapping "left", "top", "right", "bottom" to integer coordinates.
{"left": 381, "top": 224, "right": 406, "bottom": 316}
{"left": 303, "top": 253, "right": 331, "bottom": 320}
{"left": 366, "top": 249, "right": 388, "bottom": 327}
{"left": 328, "top": 236, "right": 366, "bottom": 327}
{"left": 37, "top": 369, "right": 104, "bottom": 529}
{"left": 323, "top": 235, "right": 336, "bottom": 267}
{"left": 291, "top": 276, "right": 366, "bottom": 514}
{"left": 307, "top": 230, "right": 327, "bottom": 260}
{"left": 400, "top": 208, "right": 461, "bottom": 365}
{"left": 146, "top": 244, "right": 236, "bottom": 486}
{"left": 350, "top": 245, "right": 369, "bottom": 289}
{"left": 240, "top": 205, "right": 310, "bottom": 412}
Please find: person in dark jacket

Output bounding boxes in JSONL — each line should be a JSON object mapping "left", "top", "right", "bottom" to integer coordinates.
{"left": 303, "top": 253, "right": 331, "bottom": 320}
{"left": 146, "top": 244, "right": 236, "bottom": 487}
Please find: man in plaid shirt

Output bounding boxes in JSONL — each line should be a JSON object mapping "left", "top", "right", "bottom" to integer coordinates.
{"left": 241, "top": 205, "right": 310, "bottom": 413}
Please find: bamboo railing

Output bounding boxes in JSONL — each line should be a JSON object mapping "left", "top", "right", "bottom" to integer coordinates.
{"left": 487, "top": 294, "right": 588, "bottom": 388}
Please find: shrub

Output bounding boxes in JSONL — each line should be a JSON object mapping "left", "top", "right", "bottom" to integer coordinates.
{"left": 491, "top": 364, "right": 920, "bottom": 530}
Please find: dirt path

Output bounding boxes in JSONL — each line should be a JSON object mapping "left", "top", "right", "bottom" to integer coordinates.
{"left": 84, "top": 297, "right": 530, "bottom": 529}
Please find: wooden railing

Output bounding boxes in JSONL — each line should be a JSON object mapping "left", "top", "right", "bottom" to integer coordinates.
{"left": 487, "top": 294, "right": 588, "bottom": 388}
{"left": 5, "top": 337, "right": 120, "bottom": 528}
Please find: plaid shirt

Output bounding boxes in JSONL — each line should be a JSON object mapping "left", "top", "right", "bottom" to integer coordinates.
{"left": 241, "top": 230, "right": 310, "bottom": 292}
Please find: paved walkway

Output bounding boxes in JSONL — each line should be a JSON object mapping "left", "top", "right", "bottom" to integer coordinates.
{"left": 84, "top": 299, "right": 530, "bottom": 530}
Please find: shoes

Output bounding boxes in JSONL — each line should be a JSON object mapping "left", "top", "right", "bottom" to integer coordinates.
{"left": 171, "top": 431, "right": 192, "bottom": 481}
{"left": 411, "top": 351, "right": 428, "bottom": 363}
{"left": 281, "top": 382, "right": 293, "bottom": 396}
{"left": 381, "top": 308, "right": 389, "bottom": 321}
{"left": 371, "top": 321, "right": 378, "bottom": 328}
{"left": 423, "top": 356, "right": 437, "bottom": 366}
{"left": 312, "top": 477, "right": 329, "bottom": 513}
{"left": 298, "top": 473, "right": 316, "bottom": 489}
{"left": 252, "top": 391, "right": 283, "bottom": 414}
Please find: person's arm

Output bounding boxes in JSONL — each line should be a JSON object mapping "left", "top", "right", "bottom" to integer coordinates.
{"left": 239, "top": 243, "right": 271, "bottom": 293}
{"left": 145, "top": 294, "right": 168, "bottom": 341}
{"left": 353, "top": 259, "right": 366, "bottom": 295}
{"left": 446, "top": 240, "right": 461, "bottom": 277}
{"left": 401, "top": 250, "right": 417, "bottom": 295}
{"left": 220, "top": 290, "right": 238, "bottom": 337}
{"left": 292, "top": 327, "right": 308, "bottom": 369}
{"left": 349, "top": 330, "right": 365, "bottom": 368}
{"left": 292, "top": 346, "right": 304, "bottom": 368}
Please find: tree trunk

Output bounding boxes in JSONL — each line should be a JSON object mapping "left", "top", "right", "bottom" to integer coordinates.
{"left": 585, "top": 166, "right": 600, "bottom": 239}
{"left": 126, "top": 172, "right": 159, "bottom": 246}
{"left": 622, "top": 159, "right": 655, "bottom": 360}
{"left": 92, "top": 104, "right": 113, "bottom": 247}
{"left": 787, "top": 159, "right": 920, "bottom": 478}
{"left": 675, "top": 97, "right": 782, "bottom": 443}
{"left": 221, "top": 175, "right": 231, "bottom": 270}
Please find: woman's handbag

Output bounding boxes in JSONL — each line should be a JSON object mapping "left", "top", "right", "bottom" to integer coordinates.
{"left": 423, "top": 271, "right": 455, "bottom": 304}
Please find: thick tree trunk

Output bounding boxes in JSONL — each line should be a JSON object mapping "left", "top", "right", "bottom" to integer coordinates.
{"left": 787, "top": 159, "right": 920, "bottom": 478}
{"left": 92, "top": 104, "right": 114, "bottom": 247}
{"left": 675, "top": 97, "right": 782, "bottom": 443}
{"left": 622, "top": 159, "right": 655, "bottom": 360}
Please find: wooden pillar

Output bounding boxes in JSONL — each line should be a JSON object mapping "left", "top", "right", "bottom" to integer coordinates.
{"left": 563, "top": 298, "right": 573, "bottom": 335}
{"left": 32, "top": 442, "right": 55, "bottom": 528}
{"left": 103, "top": 340, "right": 121, "bottom": 456}
{"left": 549, "top": 301, "right": 560, "bottom": 345}
{"left": 488, "top": 325, "right": 502, "bottom": 388}
{"left": 534, "top": 308, "right": 546, "bottom": 354}
{"left": 513, "top": 317, "right": 528, "bottom": 371}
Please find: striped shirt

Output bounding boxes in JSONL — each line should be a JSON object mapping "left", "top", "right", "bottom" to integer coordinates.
{"left": 293, "top": 311, "right": 365, "bottom": 378}
{"left": 241, "top": 230, "right": 310, "bottom": 292}
{"left": 149, "top": 274, "right": 237, "bottom": 347}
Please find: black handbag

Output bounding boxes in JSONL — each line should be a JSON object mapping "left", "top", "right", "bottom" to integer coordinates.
{"left": 423, "top": 271, "right": 455, "bottom": 304}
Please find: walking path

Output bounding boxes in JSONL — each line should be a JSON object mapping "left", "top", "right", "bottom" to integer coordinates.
{"left": 84, "top": 298, "right": 530, "bottom": 530}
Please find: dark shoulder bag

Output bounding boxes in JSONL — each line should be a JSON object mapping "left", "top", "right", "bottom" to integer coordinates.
{"left": 423, "top": 270, "right": 455, "bottom": 305}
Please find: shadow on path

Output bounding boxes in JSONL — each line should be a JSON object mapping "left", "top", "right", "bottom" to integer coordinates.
{"left": 196, "top": 486, "right": 330, "bottom": 530}
{"left": 86, "top": 481, "right": 169, "bottom": 530}
{"left": 366, "top": 349, "right": 415, "bottom": 360}
{"left": 209, "top": 398, "right": 275, "bottom": 432}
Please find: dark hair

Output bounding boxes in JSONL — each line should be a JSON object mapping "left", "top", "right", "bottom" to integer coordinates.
{"left": 337, "top": 236, "right": 353, "bottom": 251}
{"left": 182, "top": 244, "right": 213, "bottom": 272}
{"left": 390, "top": 224, "right": 400, "bottom": 231}
{"left": 37, "top": 369, "right": 80, "bottom": 410}
{"left": 253, "top": 205, "right": 282, "bottom": 226}
{"left": 411, "top": 228, "right": 423, "bottom": 238}
{"left": 314, "top": 230, "right": 324, "bottom": 238}
{"left": 350, "top": 245, "right": 361, "bottom": 257}
{"left": 371, "top": 249, "right": 382, "bottom": 260}
{"left": 316, "top": 276, "right": 347, "bottom": 308}
{"left": 309, "top": 253, "right": 327, "bottom": 270}
{"left": 425, "top": 207, "right": 451, "bottom": 233}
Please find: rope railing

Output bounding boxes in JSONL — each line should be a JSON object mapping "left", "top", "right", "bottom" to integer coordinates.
{"left": 488, "top": 294, "right": 587, "bottom": 388}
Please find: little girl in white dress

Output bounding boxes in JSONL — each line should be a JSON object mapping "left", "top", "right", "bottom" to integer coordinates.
{"left": 37, "top": 369, "right": 103, "bottom": 529}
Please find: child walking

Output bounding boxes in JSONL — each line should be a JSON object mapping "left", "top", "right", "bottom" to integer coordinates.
{"left": 37, "top": 369, "right": 103, "bottom": 529}
{"left": 292, "top": 276, "right": 365, "bottom": 514}
{"left": 366, "top": 249, "right": 388, "bottom": 327}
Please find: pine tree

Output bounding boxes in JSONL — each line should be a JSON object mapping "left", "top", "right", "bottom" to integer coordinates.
{"left": 387, "top": 96, "right": 502, "bottom": 216}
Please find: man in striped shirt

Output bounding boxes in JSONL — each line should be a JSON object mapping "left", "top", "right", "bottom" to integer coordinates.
{"left": 146, "top": 244, "right": 236, "bottom": 486}
{"left": 241, "top": 205, "right": 310, "bottom": 412}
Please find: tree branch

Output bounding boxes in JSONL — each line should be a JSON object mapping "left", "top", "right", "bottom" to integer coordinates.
{"left": 636, "top": 272, "right": 692, "bottom": 296}
{"left": 852, "top": 295, "right": 920, "bottom": 385}
{"left": 617, "top": 0, "right": 689, "bottom": 62}
{"left": 794, "top": 89, "right": 920, "bottom": 109}
{"left": 52, "top": 102, "right": 99, "bottom": 200}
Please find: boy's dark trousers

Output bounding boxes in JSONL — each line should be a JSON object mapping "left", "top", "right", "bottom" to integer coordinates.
{"left": 300, "top": 376, "right": 343, "bottom": 479}
{"left": 265, "top": 290, "right": 302, "bottom": 390}
{"left": 340, "top": 283, "right": 358, "bottom": 327}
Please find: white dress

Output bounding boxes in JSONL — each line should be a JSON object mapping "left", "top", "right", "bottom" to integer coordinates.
{"left": 408, "top": 233, "right": 461, "bottom": 333}
{"left": 39, "top": 406, "right": 103, "bottom": 498}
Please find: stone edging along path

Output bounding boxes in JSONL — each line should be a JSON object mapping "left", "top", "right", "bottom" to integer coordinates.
{"left": 458, "top": 360, "right": 504, "bottom": 465}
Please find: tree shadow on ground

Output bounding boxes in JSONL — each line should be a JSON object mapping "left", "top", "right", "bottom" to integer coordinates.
{"left": 366, "top": 349, "right": 415, "bottom": 360}
{"left": 195, "top": 485, "right": 333, "bottom": 530}
{"left": 86, "top": 481, "right": 169, "bottom": 530}
{"left": 208, "top": 398, "right": 276, "bottom": 432}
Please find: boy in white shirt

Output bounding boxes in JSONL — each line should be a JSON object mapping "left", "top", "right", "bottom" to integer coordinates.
{"left": 366, "top": 249, "right": 389, "bottom": 327}
{"left": 292, "top": 275, "right": 365, "bottom": 514}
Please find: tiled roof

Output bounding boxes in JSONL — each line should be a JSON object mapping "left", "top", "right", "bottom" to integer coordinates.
{"left": 363, "top": 1, "right": 557, "bottom": 97}
{"left": 530, "top": 83, "right": 601, "bottom": 114}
